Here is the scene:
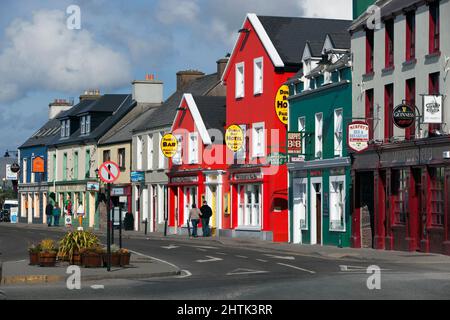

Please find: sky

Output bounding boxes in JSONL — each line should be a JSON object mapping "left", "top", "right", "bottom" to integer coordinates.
{"left": 0, "top": 0, "right": 352, "bottom": 152}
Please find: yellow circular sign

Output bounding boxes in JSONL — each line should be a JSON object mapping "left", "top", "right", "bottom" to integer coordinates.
{"left": 225, "top": 125, "right": 244, "bottom": 153}
{"left": 275, "top": 85, "right": 289, "bottom": 125}
{"left": 160, "top": 134, "right": 178, "bottom": 158}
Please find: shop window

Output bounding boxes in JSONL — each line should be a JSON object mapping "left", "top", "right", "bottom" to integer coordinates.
{"left": 235, "top": 62, "right": 245, "bottom": 99}
{"left": 238, "top": 184, "right": 261, "bottom": 229}
{"left": 330, "top": 177, "right": 346, "bottom": 232}
{"left": 430, "top": 167, "right": 445, "bottom": 226}
{"left": 294, "top": 179, "right": 308, "bottom": 230}
{"left": 334, "top": 109, "right": 343, "bottom": 157}
{"left": 253, "top": 57, "right": 263, "bottom": 95}
{"left": 315, "top": 113, "right": 323, "bottom": 159}
{"left": 392, "top": 170, "right": 408, "bottom": 225}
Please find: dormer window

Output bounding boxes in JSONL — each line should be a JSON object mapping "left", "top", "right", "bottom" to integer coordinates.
{"left": 61, "top": 120, "right": 70, "bottom": 138}
{"left": 80, "top": 115, "right": 91, "bottom": 135}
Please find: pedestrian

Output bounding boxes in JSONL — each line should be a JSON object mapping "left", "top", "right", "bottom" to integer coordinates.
{"left": 200, "top": 200, "right": 213, "bottom": 237}
{"left": 189, "top": 203, "right": 201, "bottom": 238}
{"left": 53, "top": 203, "right": 61, "bottom": 227}
{"left": 45, "top": 201, "right": 54, "bottom": 227}
{"left": 76, "top": 201, "right": 85, "bottom": 231}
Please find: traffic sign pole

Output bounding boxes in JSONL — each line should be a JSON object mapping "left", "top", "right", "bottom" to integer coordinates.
{"left": 106, "top": 183, "right": 111, "bottom": 272}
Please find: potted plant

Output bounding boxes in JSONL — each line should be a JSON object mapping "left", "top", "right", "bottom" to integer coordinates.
{"left": 58, "top": 231, "right": 99, "bottom": 265}
{"left": 28, "top": 243, "right": 42, "bottom": 266}
{"left": 119, "top": 248, "right": 131, "bottom": 267}
{"left": 39, "top": 239, "right": 58, "bottom": 267}
{"left": 81, "top": 246, "right": 104, "bottom": 268}
{"left": 103, "top": 245, "right": 121, "bottom": 267}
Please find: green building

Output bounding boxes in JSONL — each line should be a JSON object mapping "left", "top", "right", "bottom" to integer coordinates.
{"left": 287, "top": 31, "right": 352, "bottom": 247}
{"left": 353, "top": 0, "right": 377, "bottom": 19}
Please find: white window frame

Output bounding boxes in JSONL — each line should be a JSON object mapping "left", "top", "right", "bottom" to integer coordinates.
{"left": 172, "top": 135, "right": 183, "bottom": 165}
{"left": 237, "top": 184, "right": 262, "bottom": 230}
{"left": 298, "top": 117, "right": 306, "bottom": 155}
{"left": 324, "top": 70, "right": 332, "bottom": 85}
{"left": 137, "top": 136, "right": 143, "bottom": 170}
{"left": 147, "top": 134, "right": 153, "bottom": 171}
{"left": 329, "top": 175, "right": 346, "bottom": 232}
{"left": 188, "top": 132, "right": 199, "bottom": 164}
{"left": 235, "top": 62, "right": 245, "bottom": 99}
{"left": 61, "top": 121, "right": 66, "bottom": 138}
{"left": 253, "top": 57, "right": 263, "bottom": 95}
{"left": 80, "top": 117, "right": 86, "bottom": 135}
{"left": 158, "top": 132, "right": 165, "bottom": 169}
{"left": 65, "top": 120, "right": 70, "bottom": 137}
{"left": 236, "top": 125, "right": 247, "bottom": 161}
{"left": 293, "top": 178, "right": 308, "bottom": 231}
{"left": 85, "top": 115, "right": 91, "bottom": 134}
{"left": 315, "top": 113, "right": 323, "bottom": 159}
{"left": 22, "top": 158, "right": 27, "bottom": 184}
{"left": 252, "top": 122, "right": 265, "bottom": 158}
{"left": 334, "top": 109, "right": 344, "bottom": 157}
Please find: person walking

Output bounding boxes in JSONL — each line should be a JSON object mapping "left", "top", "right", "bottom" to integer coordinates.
{"left": 45, "top": 201, "right": 54, "bottom": 227}
{"left": 76, "top": 201, "right": 85, "bottom": 231}
{"left": 189, "top": 204, "right": 201, "bottom": 238}
{"left": 53, "top": 203, "right": 61, "bottom": 227}
{"left": 200, "top": 200, "right": 213, "bottom": 237}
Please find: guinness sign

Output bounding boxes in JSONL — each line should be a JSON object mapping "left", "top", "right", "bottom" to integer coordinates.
{"left": 393, "top": 104, "right": 415, "bottom": 129}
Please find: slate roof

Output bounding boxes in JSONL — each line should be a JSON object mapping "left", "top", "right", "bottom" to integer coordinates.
{"left": 19, "top": 118, "right": 62, "bottom": 149}
{"left": 257, "top": 15, "right": 352, "bottom": 67}
{"left": 133, "top": 73, "right": 221, "bottom": 133}
{"left": 327, "top": 31, "right": 351, "bottom": 50}
{"left": 193, "top": 96, "right": 227, "bottom": 139}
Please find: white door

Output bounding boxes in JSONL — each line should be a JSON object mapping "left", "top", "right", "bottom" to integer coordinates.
{"left": 142, "top": 187, "right": 149, "bottom": 226}
{"left": 293, "top": 179, "right": 307, "bottom": 244}
{"left": 310, "top": 179, "right": 322, "bottom": 245}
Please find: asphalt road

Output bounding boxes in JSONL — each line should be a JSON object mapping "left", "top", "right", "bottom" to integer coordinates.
{"left": 1, "top": 225, "right": 450, "bottom": 300}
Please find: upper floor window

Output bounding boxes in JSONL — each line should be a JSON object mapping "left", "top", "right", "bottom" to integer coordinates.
{"left": 61, "top": 120, "right": 70, "bottom": 138}
{"left": 366, "top": 29, "right": 374, "bottom": 74}
{"left": 147, "top": 134, "right": 153, "bottom": 170}
{"left": 384, "top": 84, "right": 394, "bottom": 141}
{"left": 324, "top": 71, "right": 332, "bottom": 85}
{"left": 103, "top": 150, "right": 111, "bottom": 163}
{"left": 298, "top": 117, "right": 306, "bottom": 155}
{"left": 172, "top": 135, "right": 183, "bottom": 165}
{"left": 118, "top": 148, "right": 126, "bottom": 171}
{"left": 235, "top": 62, "right": 245, "bottom": 99}
{"left": 253, "top": 57, "right": 263, "bottom": 95}
{"left": 188, "top": 133, "right": 199, "bottom": 164}
{"left": 385, "top": 19, "right": 394, "bottom": 68}
{"left": 80, "top": 116, "right": 91, "bottom": 135}
{"left": 365, "top": 89, "right": 374, "bottom": 140}
{"left": 406, "top": 11, "right": 416, "bottom": 61}
{"left": 236, "top": 125, "right": 247, "bottom": 161}
{"left": 405, "top": 78, "right": 416, "bottom": 140}
{"left": 429, "top": 2, "right": 440, "bottom": 54}
{"left": 334, "top": 109, "right": 343, "bottom": 157}
{"left": 136, "top": 136, "right": 143, "bottom": 170}
{"left": 252, "top": 123, "right": 265, "bottom": 158}
{"left": 158, "top": 132, "right": 165, "bottom": 169}
{"left": 22, "top": 158, "right": 27, "bottom": 184}
{"left": 315, "top": 113, "right": 323, "bottom": 159}
{"left": 429, "top": 72, "right": 441, "bottom": 133}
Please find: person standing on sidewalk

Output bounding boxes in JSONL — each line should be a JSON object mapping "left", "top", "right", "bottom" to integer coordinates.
{"left": 200, "top": 201, "right": 213, "bottom": 237}
{"left": 53, "top": 203, "right": 61, "bottom": 227}
{"left": 45, "top": 202, "right": 54, "bottom": 227}
{"left": 76, "top": 201, "right": 85, "bottom": 231}
{"left": 189, "top": 204, "right": 201, "bottom": 238}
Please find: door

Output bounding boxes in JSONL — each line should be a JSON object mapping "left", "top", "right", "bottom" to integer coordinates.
{"left": 310, "top": 179, "right": 322, "bottom": 245}
{"left": 152, "top": 185, "right": 157, "bottom": 232}
{"left": 316, "top": 191, "right": 322, "bottom": 245}
{"left": 293, "top": 179, "right": 307, "bottom": 244}
{"left": 184, "top": 186, "right": 196, "bottom": 225}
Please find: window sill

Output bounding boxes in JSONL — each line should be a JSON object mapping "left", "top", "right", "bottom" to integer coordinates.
{"left": 402, "top": 58, "right": 417, "bottom": 67}
{"left": 362, "top": 72, "right": 375, "bottom": 80}
{"left": 425, "top": 51, "right": 441, "bottom": 60}
{"left": 382, "top": 66, "right": 395, "bottom": 75}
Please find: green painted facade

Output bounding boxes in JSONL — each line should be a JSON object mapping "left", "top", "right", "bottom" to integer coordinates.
{"left": 288, "top": 66, "right": 353, "bottom": 247}
{"left": 353, "top": 0, "right": 377, "bottom": 19}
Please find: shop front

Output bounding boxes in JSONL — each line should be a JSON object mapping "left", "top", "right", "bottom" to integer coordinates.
{"left": 19, "top": 185, "right": 49, "bottom": 225}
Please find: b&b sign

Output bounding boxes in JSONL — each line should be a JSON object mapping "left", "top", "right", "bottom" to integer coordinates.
{"left": 348, "top": 122, "right": 369, "bottom": 153}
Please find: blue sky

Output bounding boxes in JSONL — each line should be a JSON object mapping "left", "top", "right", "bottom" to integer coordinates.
{"left": 0, "top": 0, "right": 351, "bottom": 152}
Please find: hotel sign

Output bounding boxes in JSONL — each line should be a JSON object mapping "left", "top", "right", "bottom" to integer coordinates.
{"left": 423, "top": 95, "right": 443, "bottom": 124}
{"left": 347, "top": 122, "right": 369, "bottom": 153}
{"left": 287, "top": 132, "right": 303, "bottom": 155}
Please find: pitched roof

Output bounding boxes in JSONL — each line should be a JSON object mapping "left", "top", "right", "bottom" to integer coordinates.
{"left": 327, "top": 31, "right": 351, "bottom": 50}
{"left": 192, "top": 96, "right": 227, "bottom": 140}
{"left": 19, "top": 118, "right": 62, "bottom": 149}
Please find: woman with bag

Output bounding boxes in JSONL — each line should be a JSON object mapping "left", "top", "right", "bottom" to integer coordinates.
{"left": 188, "top": 203, "right": 201, "bottom": 238}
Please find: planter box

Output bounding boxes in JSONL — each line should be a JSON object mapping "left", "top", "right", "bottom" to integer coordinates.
{"left": 81, "top": 253, "right": 103, "bottom": 268}
{"left": 103, "top": 253, "right": 121, "bottom": 267}
{"left": 120, "top": 253, "right": 131, "bottom": 267}
{"left": 71, "top": 252, "right": 82, "bottom": 266}
{"left": 39, "top": 252, "right": 57, "bottom": 267}
{"left": 29, "top": 252, "right": 40, "bottom": 266}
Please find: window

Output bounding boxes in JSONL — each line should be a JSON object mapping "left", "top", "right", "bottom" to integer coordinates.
{"left": 147, "top": 134, "right": 153, "bottom": 170}
{"left": 330, "top": 177, "right": 346, "bottom": 232}
{"left": 293, "top": 179, "right": 308, "bottom": 230}
{"left": 430, "top": 167, "right": 445, "bottom": 226}
{"left": 65, "top": 120, "right": 70, "bottom": 137}
{"left": 136, "top": 136, "right": 143, "bottom": 170}
{"left": 158, "top": 132, "right": 165, "bottom": 169}
{"left": 85, "top": 115, "right": 91, "bottom": 134}
{"left": 238, "top": 184, "right": 261, "bottom": 228}
{"left": 392, "top": 170, "right": 408, "bottom": 225}
{"left": 81, "top": 117, "right": 86, "bottom": 135}
{"left": 73, "top": 151, "right": 78, "bottom": 180}
{"left": 85, "top": 150, "right": 90, "bottom": 178}
{"left": 53, "top": 154, "right": 57, "bottom": 181}
{"left": 298, "top": 117, "right": 306, "bottom": 155}
{"left": 252, "top": 123, "right": 265, "bottom": 158}
{"left": 385, "top": 19, "right": 394, "bottom": 68}
{"left": 324, "top": 71, "right": 332, "bottom": 85}
{"left": 118, "top": 148, "right": 126, "bottom": 171}
{"left": 334, "top": 109, "right": 343, "bottom": 157}
{"left": 406, "top": 11, "right": 416, "bottom": 61}
{"left": 384, "top": 84, "right": 394, "bottom": 141}
{"left": 366, "top": 29, "right": 374, "bottom": 74}
{"left": 188, "top": 133, "right": 199, "bottom": 164}
{"left": 63, "top": 153, "right": 67, "bottom": 181}
{"left": 236, "top": 125, "right": 247, "bottom": 161}
{"left": 429, "top": 72, "right": 441, "bottom": 133}
{"left": 405, "top": 78, "right": 416, "bottom": 140}
{"left": 253, "top": 57, "right": 263, "bottom": 95}
{"left": 235, "top": 62, "right": 245, "bottom": 99}
{"left": 429, "top": 2, "right": 440, "bottom": 54}
{"left": 315, "top": 113, "right": 323, "bottom": 159}
{"left": 103, "top": 150, "right": 111, "bottom": 163}
{"left": 61, "top": 121, "right": 67, "bottom": 138}
{"left": 366, "top": 89, "right": 374, "bottom": 140}
{"left": 172, "top": 135, "right": 183, "bottom": 165}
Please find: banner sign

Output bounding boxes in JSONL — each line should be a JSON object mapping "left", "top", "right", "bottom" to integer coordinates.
{"left": 423, "top": 95, "right": 443, "bottom": 124}
{"left": 161, "top": 134, "right": 178, "bottom": 158}
{"left": 275, "top": 85, "right": 289, "bottom": 125}
{"left": 348, "top": 122, "right": 370, "bottom": 153}
{"left": 32, "top": 156, "right": 45, "bottom": 173}
{"left": 225, "top": 125, "right": 244, "bottom": 152}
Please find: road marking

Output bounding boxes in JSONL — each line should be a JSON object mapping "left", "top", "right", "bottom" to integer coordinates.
{"left": 227, "top": 268, "right": 268, "bottom": 276}
{"left": 91, "top": 285, "right": 105, "bottom": 290}
{"left": 235, "top": 255, "right": 248, "bottom": 259}
{"left": 196, "top": 256, "right": 223, "bottom": 263}
{"left": 161, "top": 245, "right": 180, "bottom": 250}
{"left": 190, "top": 245, "right": 219, "bottom": 250}
{"left": 129, "top": 250, "right": 180, "bottom": 270}
{"left": 256, "top": 259, "right": 268, "bottom": 263}
{"left": 339, "top": 265, "right": 392, "bottom": 272}
{"left": 176, "top": 270, "right": 193, "bottom": 279}
{"left": 197, "top": 248, "right": 207, "bottom": 252}
{"left": 264, "top": 254, "right": 295, "bottom": 261}
{"left": 277, "top": 263, "right": 316, "bottom": 274}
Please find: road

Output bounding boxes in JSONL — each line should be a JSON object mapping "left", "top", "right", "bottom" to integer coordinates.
{"left": 1, "top": 225, "right": 450, "bottom": 300}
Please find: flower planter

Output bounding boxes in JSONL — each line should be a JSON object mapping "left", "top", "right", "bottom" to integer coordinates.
{"left": 81, "top": 253, "right": 103, "bottom": 268}
{"left": 103, "top": 253, "right": 121, "bottom": 267}
{"left": 29, "top": 252, "right": 40, "bottom": 266}
{"left": 120, "top": 253, "right": 131, "bottom": 267}
{"left": 71, "top": 252, "right": 82, "bottom": 266}
{"left": 39, "top": 252, "right": 57, "bottom": 267}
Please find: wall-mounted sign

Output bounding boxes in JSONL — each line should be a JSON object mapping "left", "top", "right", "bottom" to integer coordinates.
{"left": 267, "top": 152, "right": 288, "bottom": 166}
{"left": 86, "top": 182, "right": 100, "bottom": 192}
{"left": 5, "top": 165, "right": 18, "bottom": 180}
{"left": 393, "top": 104, "right": 415, "bottom": 129}
{"left": 225, "top": 125, "right": 244, "bottom": 152}
{"left": 233, "top": 172, "right": 263, "bottom": 181}
{"left": 161, "top": 134, "right": 178, "bottom": 158}
{"left": 423, "top": 95, "right": 443, "bottom": 124}
{"left": 287, "top": 132, "right": 303, "bottom": 155}
{"left": 275, "top": 85, "right": 289, "bottom": 125}
{"left": 32, "top": 156, "right": 45, "bottom": 173}
{"left": 111, "top": 188, "right": 125, "bottom": 196}
{"left": 348, "top": 122, "right": 370, "bottom": 153}
{"left": 171, "top": 176, "right": 198, "bottom": 184}
{"left": 131, "top": 171, "right": 145, "bottom": 183}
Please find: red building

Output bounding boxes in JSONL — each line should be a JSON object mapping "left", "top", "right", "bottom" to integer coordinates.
{"left": 168, "top": 94, "right": 228, "bottom": 236}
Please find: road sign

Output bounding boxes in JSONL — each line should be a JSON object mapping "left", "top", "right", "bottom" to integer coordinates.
{"left": 99, "top": 161, "right": 121, "bottom": 184}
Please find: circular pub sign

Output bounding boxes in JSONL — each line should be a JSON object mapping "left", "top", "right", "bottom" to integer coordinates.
{"left": 225, "top": 125, "right": 244, "bottom": 152}
{"left": 160, "top": 134, "right": 178, "bottom": 158}
{"left": 275, "top": 85, "right": 289, "bottom": 125}
{"left": 393, "top": 104, "right": 415, "bottom": 129}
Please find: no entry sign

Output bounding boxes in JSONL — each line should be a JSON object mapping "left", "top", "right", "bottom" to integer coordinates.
{"left": 99, "top": 161, "right": 120, "bottom": 184}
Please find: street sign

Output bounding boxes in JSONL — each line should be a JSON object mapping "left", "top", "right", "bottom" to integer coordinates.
{"left": 99, "top": 161, "right": 121, "bottom": 184}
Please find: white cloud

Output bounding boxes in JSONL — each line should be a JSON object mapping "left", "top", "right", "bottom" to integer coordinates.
{"left": 0, "top": 9, "right": 132, "bottom": 102}
{"left": 156, "top": 0, "right": 201, "bottom": 25}
{"left": 300, "top": 0, "right": 352, "bottom": 20}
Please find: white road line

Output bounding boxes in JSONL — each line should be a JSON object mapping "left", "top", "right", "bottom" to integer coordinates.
{"left": 196, "top": 256, "right": 223, "bottom": 263}
{"left": 256, "top": 259, "right": 268, "bottom": 263}
{"left": 161, "top": 245, "right": 180, "bottom": 250}
{"left": 91, "top": 285, "right": 105, "bottom": 290}
{"left": 235, "top": 255, "right": 248, "bottom": 259}
{"left": 176, "top": 270, "right": 193, "bottom": 279}
{"left": 264, "top": 254, "right": 295, "bottom": 261}
{"left": 189, "top": 245, "right": 219, "bottom": 250}
{"left": 129, "top": 250, "right": 180, "bottom": 270}
{"left": 277, "top": 263, "right": 316, "bottom": 274}
{"left": 227, "top": 268, "right": 268, "bottom": 276}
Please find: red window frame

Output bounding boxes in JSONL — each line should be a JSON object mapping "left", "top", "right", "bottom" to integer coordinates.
{"left": 384, "top": 84, "right": 394, "bottom": 141}
{"left": 385, "top": 19, "right": 394, "bottom": 68}
{"left": 365, "top": 89, "right": 374, "bottom": 140}
{"left": 429, "top": 2, "right": 440, "bottom": 54}
{"left": 430, "top": 167, "right": 445, "bottom": 226}
{"left": 429, "top": 72, "right": 440, "bottom": 133}
{"left": 405, "top": 78, "right": 416, "bottom": 140}
{"left": 392, "top": 169, "right": 408, "bottom": 225}
{"left": 406, "top": 12, "right": 416, "bottom": 61}
{"left": 366, "top": 29, "right": 374, "bottom": 74}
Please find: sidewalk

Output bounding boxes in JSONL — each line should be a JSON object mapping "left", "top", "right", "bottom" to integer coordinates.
{"left": 2, "top": 222, "right": 450, "bottom": 265}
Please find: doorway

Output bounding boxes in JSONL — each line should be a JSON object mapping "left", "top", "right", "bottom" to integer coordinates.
{"left": 184, "top": 186, "right": 197, "bottom": 226}
{"left": 293, "top": 178, "right": 307, "bottom": 244}
{"left": 310, "top": 178, "right": 322, "bottom": 245}
{"left": 358, "top": 172, "right": 375, "bottom": 248}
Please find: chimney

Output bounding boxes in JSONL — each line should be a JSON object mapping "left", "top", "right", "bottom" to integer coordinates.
{"left": 48, "top": 99, "right": 74, "bottom": 119}
{"left": 217, "top": 56, "right": 229, "bottom": 80}
{"left": 132, "top": 74, "right": 164, "bottom": 104}
{"left": 176, "top": 70, "right": 205, "bottom": 91}
{"left": 79, "top": 89, "right": 102, "bottom": 102}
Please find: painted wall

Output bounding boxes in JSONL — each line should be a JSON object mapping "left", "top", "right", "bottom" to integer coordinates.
{"left": 353, "top": 0, "right": 377, "bottom": 19}
{"left": 19, "top": 146, "right": 48, "bottom": 183}
{"left": 98, "top": 142, "right": 132, "bottom": 185}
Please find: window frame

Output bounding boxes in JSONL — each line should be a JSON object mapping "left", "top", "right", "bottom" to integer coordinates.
{"left": 385, "top": 19, "right": 395, "bottom": 68}
{"left": 147, "top": 134, "right": 153, "bottom": 171}
{"left": 252, "top": 122, "right": 266, "bottom": 158}
{"left": 406, "top": 11, "right": 416, "bottom": 61}
{"left": 235, "top": 62, "right": 245, "bottom": 99}
{"left": 118, "top": 148, "right": 126, "bottom": 171}
{"left": 429, "top": 2, "right": 440, "bottom": 54}
{"left": 158, "top": 132, "right": 166, "bottom": 169}
{"left": 253, "top": 57, "right": 263, "bottom": 95}
{"left": 384, "top": 84, "right": 394, "bottom": 141}
{"left": 334, "top": 109, "right": 344, "bottom": 157}
{"left": 172, "top": 135, "right": 183, "bottom": 165}
{"left": 315, "top": 113, "right": 323, "bottom": 159}
{"left": 298, "top": 117, "right": 306, "bottom": 155}
{"left": 405, "top": 78, "right": 416, "bottom": 140}
{"left": 366, "top": 28, "right": 375, "bottom": 74}
{"left": 329, "top": 175, "right": 346, "bottom": 232}
{"left": 188, "top": 132, "right": 199, "bottom": 164}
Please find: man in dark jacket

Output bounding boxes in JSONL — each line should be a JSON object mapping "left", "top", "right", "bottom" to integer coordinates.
{"left": 45, "top": 202, "right": 54, "bottom": 227}
{"left": 200, "top": 201, "right": 213, "bottom": 237}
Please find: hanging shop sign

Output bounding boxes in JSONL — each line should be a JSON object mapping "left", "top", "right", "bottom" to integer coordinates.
{"left": 86, "top": 181, "right": 100, "bottom": 192}
{"left": 275, "top": 85, "right": 289, "bottom": 125}
{"left": 347, "top": 122, "right": 369, "bottom": 153}
{"left": 423, "top": 95, "right": 443, "bottom": 124}
{"left": 161, "top": 134, "right": 178, "bottom": 158}
{"left": 131, "top": 171, "right": 145, "bottom": 183}
{"left": 32, "top": 156, "right": 45, "bottom": 173}
{"left": 6, "top": 164, "right": 18, "bottom": 180}
{"left": 225, "top": 125, "right": 244, "bottom": 152}
{"left": 268, "top": 152, "right": 288, "bottom": 166}
{"left": 287, "top": 132, "right": 303, "bottom": 156}
{"left": 393, "top": 104, "right": 415, "bottom": 129}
